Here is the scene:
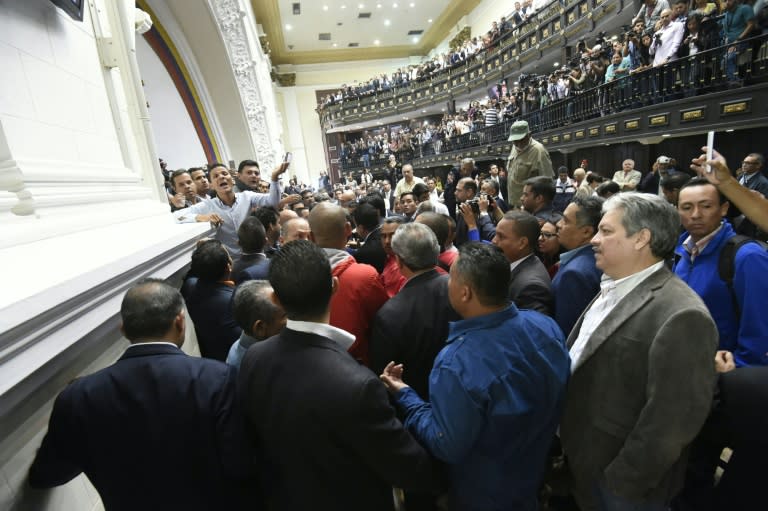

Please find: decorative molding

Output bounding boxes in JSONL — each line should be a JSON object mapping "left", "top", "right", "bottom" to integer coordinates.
{"left": 449, "top": 26, "right": 471, "bottom": 52}
{"left": 208, "top": 0, "right": 280, "bottom": 169}
{"left": 275, "top": 72, "right": 296, "bottom": 87}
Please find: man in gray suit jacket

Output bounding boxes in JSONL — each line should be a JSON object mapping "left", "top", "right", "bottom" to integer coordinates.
{"left": 492, "top": 210, "right": 554, "bottom": 316}
{"left": 560, "top": 193, "right": 718, "bottom": 511}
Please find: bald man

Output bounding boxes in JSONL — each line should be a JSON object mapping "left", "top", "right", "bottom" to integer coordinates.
{"left": 308, "top": 203, "right": 388, "bottom": 366}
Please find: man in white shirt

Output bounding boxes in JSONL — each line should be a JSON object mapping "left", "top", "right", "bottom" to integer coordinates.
{"left": 612, "top": 159, "right": 643, "bottom": 191}
{"left": 650, "top": 9, "right": 685, "bottom": 67}
{"left": 173, "top": 163, "right": 287, "bottom": 258}
{"left": 394, "top": 164, "right": 425, "bottom": 199}
{"left": 560, "top": 193, "right": 718, "bottom": 511}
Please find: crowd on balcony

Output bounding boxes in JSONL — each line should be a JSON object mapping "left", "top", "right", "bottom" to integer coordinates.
{"left": 317, "top": 0, "right": 557, "bottom": 110}
{"left": 321, "top": 0, "right": 768, "bottom": 147}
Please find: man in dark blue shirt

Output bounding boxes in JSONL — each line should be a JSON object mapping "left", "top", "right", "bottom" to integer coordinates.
{"left": 381, "top": 242, "right": 570, "bottom": 511}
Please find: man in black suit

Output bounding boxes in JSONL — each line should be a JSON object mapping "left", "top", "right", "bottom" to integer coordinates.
{"left": 489, "top": 163, "right": 508, "bottom": 203}
{"left": 370, "top": 222, "right": 460, "bottom": 399}
{"left": 492, "top": 211, "right": 554, "bottom": 316}
{"left": 354, "top": 202, "right": 386, "bottom": 273}
{"left": 238, "top": 241, "right": 445, "bottom": 511}
{"left": 182, "top": 239, "right": 241, "bottom": 361}
{"left": 233, "top": 217, "right": 270, "bottom": 284}
{"left": 28, "top": 279, "right": 257, "bottom": 510}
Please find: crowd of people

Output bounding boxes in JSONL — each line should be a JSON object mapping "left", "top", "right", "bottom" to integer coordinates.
{"left": 318, "top": 0, "right": 552, "bottom": 111}
{"left": 28, "top": 135, "right": 768, "bottom": 511}
{"left": 328, "top": 0, "right": 768, "bottom": 167}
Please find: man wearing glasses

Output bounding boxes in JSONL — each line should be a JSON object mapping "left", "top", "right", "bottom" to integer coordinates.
{"left": 737, "top": 154, "right": 768, "bottom": 197}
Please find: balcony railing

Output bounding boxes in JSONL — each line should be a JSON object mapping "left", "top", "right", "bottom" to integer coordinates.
{"left": 337, "top": 34, "right": 768, "bottom": 173}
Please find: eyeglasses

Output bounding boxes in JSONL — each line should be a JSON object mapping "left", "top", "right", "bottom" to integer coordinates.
{"left": 539, "top": 232, "right": 558, "bottom": 239}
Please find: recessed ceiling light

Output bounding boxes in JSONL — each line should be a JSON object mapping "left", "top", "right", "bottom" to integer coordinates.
{"left": 377, "top": 3, "right": 382, "bottom": 7}
{"left": 285, "top": 24, "right": 292, "bottom": 30}
{"left": 554, "top": 62, "right": 559, "bottom": 67}
{"left": 323, "top": 5, "right": 329, "bottom": 10}
{"left": 726, "top": 129, "right": 734, "bottom": 132}
{"left": 412, "top": 36, "right": 419, "bottom": 43}
{"left": 341, "top": 4, "right": 347, "bottom": 8}
{"left": 662, "top": 134, "right": 671, "bottom": 137}
{"left": 427, "top": 18, "right": 433, "bottom": 23}
{"left": 359, "top": 3, "right": 365, "bottom": 8}
{"left": 384, "top": 19, "right": 390, "bottom": 26}
{"left": 332, "top": 43, "right": 338, "bottom": 47}
{"left": 393, "top": 2, "right": 398, "bottom": 7}
{"left": 410, "top": 2, "right": 415, "bottom": 6}
{"left": 374, "top": 39, "right": 380, "bottom": 45}
{"left": 422, "top": 110, "right": 426, "bottom": 113}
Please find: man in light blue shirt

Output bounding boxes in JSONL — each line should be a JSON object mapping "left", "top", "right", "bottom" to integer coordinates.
{"left": 173, "top": 162, "right": 287, "bottom": 258}
{"left": 226, "top": 280, "right": 286, "bottom": 368}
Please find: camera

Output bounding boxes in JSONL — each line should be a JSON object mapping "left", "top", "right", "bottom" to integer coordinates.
{"left": 466, "top": 198, "right": 481, "bottom": 215}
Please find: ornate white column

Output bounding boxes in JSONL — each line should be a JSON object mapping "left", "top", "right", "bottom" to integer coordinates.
{"left": 207, "top": 0, "right": 284, "bottom": 169}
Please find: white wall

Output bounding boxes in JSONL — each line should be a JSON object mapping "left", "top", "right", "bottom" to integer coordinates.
{"left": 135, "top": 36, "right": 206, "bottom": 169}
{"left": 0, "top": 1, "right": 212, "bottom": 508}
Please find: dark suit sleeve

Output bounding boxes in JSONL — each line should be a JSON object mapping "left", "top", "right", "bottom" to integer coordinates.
{"left": 213, "top": 365, "right": 256, "bottom": 480}
{"left": 603, "top": 308, "right": 718, "bottom": 498}
{"left": 344, "top": 378, "right": 446, "bottom": 493}
{"left": 477, "top": 215, "right": 496, "bottom": 242}
{"left": 370, "top": 309, "right": 399, "bottom": 377}
{"left": 28, "top": 388, "right": 83, "bottom": 487}
{"left": 514, "top": 281, "right": 554, "bottom": 317}
{"left": 555, "top": 269, "right": 598, "bottom": 336}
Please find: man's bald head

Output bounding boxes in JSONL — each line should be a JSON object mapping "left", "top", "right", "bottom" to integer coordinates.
{"left": 308, "top": 202, "right": 350, "bottom": 249}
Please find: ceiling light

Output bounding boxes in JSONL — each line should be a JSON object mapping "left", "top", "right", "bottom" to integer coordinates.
{"left": 403, "top": 116, "right": 408, "bottom": 120}
{"left": 410, "top": 2, "right": 415, "bottom": 6}
{"left": 323, "top": 5, "right": 329, "bottom": 10}
{"left": 384, "top": 19, "right": 390, "bottom": 25}
{"left": 662, "top": 134, "right": 671, "bottom": 137}
{"left": 428, "top": 18, "right": 433, "bottom": 23}
{"left": 377, "top": 3, "right": 382, "bottom": 7}
{"left": 332, "top": 43, "right": 338, "bottom": 47}
{"left": 393, "top": 2, "right": 398, "bottom": 7}
{"left": 359, "top": 3, "right": 365, "bottom": 8}
{"left": 422, "top": 110, "right": 426, "bottom": 113}
{"left": 341, "top": 4, "right": 347, "bottom": 8}
{"left": 441, "top": 108, "right": 446, "bottom": 111}
{"left": 285, "top": 24, "right": 292, "bottom": 30}
{"left": 554, "top": 62, "right": 559, "bottom": 67}
{"left": 726, "top": 129, "right": 734, "bottom": 132}
{"left": 412, "top": 36, "right": 419, "bottom": 43}
{"left": 374, "top": 39, "right": 380, "bottom": 45}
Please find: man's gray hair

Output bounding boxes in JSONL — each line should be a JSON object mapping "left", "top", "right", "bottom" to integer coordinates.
{"left": 391, "top": 222, "right": 439, "bottom": 271}
{"left": 602, "top": 192, "right": 680, "bottom": 259}
{"left": 233, "top": 280, "right": 280, "bottom": 338}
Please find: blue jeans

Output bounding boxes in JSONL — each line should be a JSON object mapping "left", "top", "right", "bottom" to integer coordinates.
{"left": 725, "top": 43, "right": 745, "bottom": 81}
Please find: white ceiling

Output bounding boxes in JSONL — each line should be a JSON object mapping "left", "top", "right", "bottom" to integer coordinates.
{"left": 277, "top": 0, "right": 452, "bottom": 52}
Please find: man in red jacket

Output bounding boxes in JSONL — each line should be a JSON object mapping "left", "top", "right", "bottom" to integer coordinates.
{"left": 308, "top": 203, "right": 388, "bottom": 366}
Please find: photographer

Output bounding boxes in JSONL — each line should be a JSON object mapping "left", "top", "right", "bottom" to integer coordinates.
{"left": 454, "top": 177, "right": 496, "bottom": 246}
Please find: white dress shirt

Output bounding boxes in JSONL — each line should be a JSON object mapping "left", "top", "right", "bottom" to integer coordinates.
{"left": 286, "top": 319, "right": 355, "bottom": 350}
{"left": 569, "top": 261, "right": 665, "bottom": 372}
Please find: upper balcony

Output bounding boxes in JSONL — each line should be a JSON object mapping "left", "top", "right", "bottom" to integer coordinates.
{"left": 318, "top": 0, "right": 633, "bottom": 130}
{"left": 332, "top": 34, "right": 768, "bottom": 178}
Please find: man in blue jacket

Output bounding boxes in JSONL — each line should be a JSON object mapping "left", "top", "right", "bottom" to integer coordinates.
{"left": 674, "top": 178, "right": 768, "bottom": 367}
{"left": 552, "top": 195, "right": 604, "bottom": 335}
{"left": 381, "top": 242, "right": 570, "bottom": 511}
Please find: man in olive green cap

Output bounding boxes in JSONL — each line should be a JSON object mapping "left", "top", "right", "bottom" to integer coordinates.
{"left": 506, "top": 120, "right": 553, "bottom": 209}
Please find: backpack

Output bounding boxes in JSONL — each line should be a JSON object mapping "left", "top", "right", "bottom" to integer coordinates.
{"left": 717, "top": 235, "right": 768, "bottom": 320}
